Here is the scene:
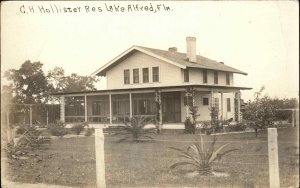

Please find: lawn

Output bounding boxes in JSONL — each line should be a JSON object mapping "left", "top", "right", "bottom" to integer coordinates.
{"left": 5, "top": 127, "right": 299, "bottom": 188}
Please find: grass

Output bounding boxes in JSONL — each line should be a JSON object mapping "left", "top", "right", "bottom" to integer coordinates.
{"left": 4, "top": 127, "right": 299, "bottom": 188}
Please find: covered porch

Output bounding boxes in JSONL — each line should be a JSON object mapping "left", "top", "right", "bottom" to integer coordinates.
{"left": 57, "top": 85, "right": 251, "bottom": 128}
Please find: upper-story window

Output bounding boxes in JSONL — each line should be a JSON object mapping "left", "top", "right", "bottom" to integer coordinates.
{"left": 152, "top": 67, "right": 159, "bottom": 82}
{"left": 203, "top": 69, "right": 208, "bottom": 84}
{"left": 133, "top": 68, "right": 139, "bottom": 83}
{"left": 226, "top": 72, "right": 230, "bottom": 85}
{"left": 142, "top": 68, "right": 149, "bottom": 83}
{"left": 124, "top": 69, "right": 130, "bottom": 84}
{"left": 184, "top": 68, "right": 189, "bottom": 82}
{"left": 214, "top": 71, "right": 218, "bottom": 84}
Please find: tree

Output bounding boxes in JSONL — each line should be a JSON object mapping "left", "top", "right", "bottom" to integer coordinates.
{"left": 243, "top": 86, "right": 276, "bottom": 137}
{"left": 47, "top": 67, "right": 99, "bottom": 94}
{"left": 4, "top": 61, "right": 51, "bottom": 104}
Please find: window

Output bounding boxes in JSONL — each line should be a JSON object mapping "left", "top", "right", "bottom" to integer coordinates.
{"left": 203, "top": 69, "right": 207, "bottom": 83}
{"left": 214, "top": 71, "right": 218, "bottom": 84}
{"left": 152, "top": 67, "right": 159, "bottom": 82}
{"left": 227, "top": 98, "right": 231, "bottom": 112}
{"left": 133, "top": 68, "right": 139, "bottom": 83}
{"left": 203, "top": 97, "right": 209, "bottom": 106}
{"left": 124, "top": 69, "right": 130, "bottom": 84}
{"left": 142, "top": 68, "right": 149, "bottom": 83}
{"left": 226, "top": 72, "right": 230, "bottom": 85}
{"left": 184, "top": 68, "right": 189, "bottom": 82}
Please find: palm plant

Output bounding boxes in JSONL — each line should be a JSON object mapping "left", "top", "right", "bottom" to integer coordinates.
{"left": 116, "top": 116, "right": 156, "bottom": 142}
{"left": 169, "top": 135, "right": 238, "bottom": 175}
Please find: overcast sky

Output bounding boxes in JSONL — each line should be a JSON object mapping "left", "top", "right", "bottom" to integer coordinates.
{"left": 1, "top": 1, "right": 299, "bottom": 101}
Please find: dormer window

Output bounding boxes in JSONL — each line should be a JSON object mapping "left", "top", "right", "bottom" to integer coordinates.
{"left": 133, "top": 68, "right": 139, "bottom": 83}
{"left": 214, "top": 71, "right": 218, "bottom": 84}
{"left": 124, "top": 69, "right": 130, "bottom": 84}
{"left": 203, "top": 69, "right": 207, "bottom": 84}
{"left": 184, "top": 68, "right": 189, "bottom": 82}
{"left": 152, "top": 67, "right": 159, "bottom": 82}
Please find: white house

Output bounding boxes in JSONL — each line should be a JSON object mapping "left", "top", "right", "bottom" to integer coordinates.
{"left": 54, "top": 37, "right": 251, "bottom": 129}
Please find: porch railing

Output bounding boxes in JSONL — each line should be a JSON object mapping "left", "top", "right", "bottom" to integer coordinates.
{"left": 88, "top": 115, "right": 110, "bottom": 123}
{"left": 65, "top": 116, "right": 85, "bottom": 123}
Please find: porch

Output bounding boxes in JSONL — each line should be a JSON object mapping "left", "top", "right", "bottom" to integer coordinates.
{"left": 57, "top": 85, "right": 248, "bottom": 128}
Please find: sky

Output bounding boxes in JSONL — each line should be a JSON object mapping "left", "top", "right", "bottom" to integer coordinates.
{"left": 1, "top": 1, "right": 299, "bottom": 101}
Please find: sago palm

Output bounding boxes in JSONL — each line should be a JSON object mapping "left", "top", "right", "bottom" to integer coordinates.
{"left": 169, "top": 135, "right": 238, "bottom": 175}
{"left": 117, "top": 116, "right": 156, "bottom": 142}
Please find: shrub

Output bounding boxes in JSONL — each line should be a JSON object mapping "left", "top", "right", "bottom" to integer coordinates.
{"left": 16, "top": 126, "right": 27, "bottom": 135}
{"left": 169, "top": 135, "right": 239, "bottom": 175}
{"left": 47, "top": 121, "right": 68, "bottom": 138}
{"left": 5, "top": 126, "right": 51, "bottom": 159}
{"left": 116, "top": 116, "right": 156, "bottom": 142}
{"left": 71, "top": 123, "right": 87, "bottom": 135}
{"left": 84, "top": 127, "right": 94, "bottom": 136}
{"left": 227, "top": 123, "right": 246, "bottom": 132}
{"left": 184, "top": 118, "right": 195, "bottom": 134}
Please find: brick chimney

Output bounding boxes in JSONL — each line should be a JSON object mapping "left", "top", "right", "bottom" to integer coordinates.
{"left": 186, "top": 37, "right": 197, "bottom": 62}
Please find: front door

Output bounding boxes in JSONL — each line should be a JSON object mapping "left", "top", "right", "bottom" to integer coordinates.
{"left": 162, "top": 92, "right": 181, "bottom": 123}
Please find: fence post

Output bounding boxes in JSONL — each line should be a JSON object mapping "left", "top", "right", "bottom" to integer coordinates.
{"left": 268, "top": 128, "right": 280, "bottom": 188}
{"left": 95, "top": 128, "right": 106, "bottom": 188}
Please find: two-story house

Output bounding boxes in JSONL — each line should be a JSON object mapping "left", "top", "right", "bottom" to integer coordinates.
{"left": 54, "top": 37, "right": 251, "bottom": 129}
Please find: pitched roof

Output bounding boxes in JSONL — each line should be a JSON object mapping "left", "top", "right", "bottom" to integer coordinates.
{"left": 92, "top": 45, "right": 247, "bottom": 76}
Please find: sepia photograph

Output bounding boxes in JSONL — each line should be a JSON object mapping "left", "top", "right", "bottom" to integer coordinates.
{"left": 1, "top": 1, "right": 299, "bottom": 188}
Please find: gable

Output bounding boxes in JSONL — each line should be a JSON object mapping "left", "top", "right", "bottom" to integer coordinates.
{"left": 92, "top": 46, "right": 186, "bottom": 77}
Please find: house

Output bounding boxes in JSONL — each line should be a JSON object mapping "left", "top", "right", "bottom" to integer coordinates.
{"left": 53, "top": 37, "right": 251, "bottom": 129}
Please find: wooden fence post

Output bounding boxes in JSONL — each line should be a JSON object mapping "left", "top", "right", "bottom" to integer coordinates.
{"left": 95, "top": 128, "right": 106, "bottom": 188}
{"left": 268, "top": 128, "right": 280, "bottom": 188}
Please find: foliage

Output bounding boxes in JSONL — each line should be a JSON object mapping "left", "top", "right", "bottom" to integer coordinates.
{"left": 226, "top": 123, "right": 247, "bottom": 132}
{"left": 189, "top": 105, "right": 200, "bottom": 124}
{"left": 184, "top": 118, "right": 195, "bottom": 134}
{"left": 17, "top": 126, "right": 51, "bottom": 150}
{"left": 116, "top": 116, "right": 156, "bottom": 142}
{"left": 5, "top": 126, "right": 50, "bottom": 159}
{"left": 243, "top": 86, "right": 276, "bottom": 130}
{"left": 47, "top": 67, "right": 99, "bottom": 101}
{"left": 47, "top": 121, "right": 68, "bottom": 138}
{"left": 169, "top": 135, "right": 239, "bottom": 175}
{"left": 184, "top": 105, "right": 200, "bottom": 134}
{"left": 4, "top": 61, "right": 51, "bottom": 104}
{"left": 208, "top": 105, "right": 220, "bottom": 133}
{"left": 16, "top": 126, "right": 27, "bottom": 135}
{"left": 71, "top": 122, "right": 88, "bottom": 135}
{"left": 84, "top": 127, "right": 94, "bottom": 137}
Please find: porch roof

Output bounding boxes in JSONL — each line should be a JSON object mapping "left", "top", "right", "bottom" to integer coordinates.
{"left": 51, "top": 84, "right": 252, "bottom": 96}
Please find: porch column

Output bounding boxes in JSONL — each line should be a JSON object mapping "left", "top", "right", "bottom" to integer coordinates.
{"left": 159, "top": 91, "right": 162, "bottom": 126}
{"left": 129, "top": 93, "right": 132, "bottom": 118}
{"left": 220, "top": 91, "right": 224, "bottom": 121}
{"left": 155, "top": 90, "right": 162, "bottom": 132}
{"left": 60, "top": 96, "right": 65, "bottom": 123}
{"left": 84, "top": 95, "right": 88, "bottom": 122}
{"left": 109, "top": 94, "right": 112, "bottom": 124}
{"left": 236, "top": 91, "right": 241, "bottom": 122}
